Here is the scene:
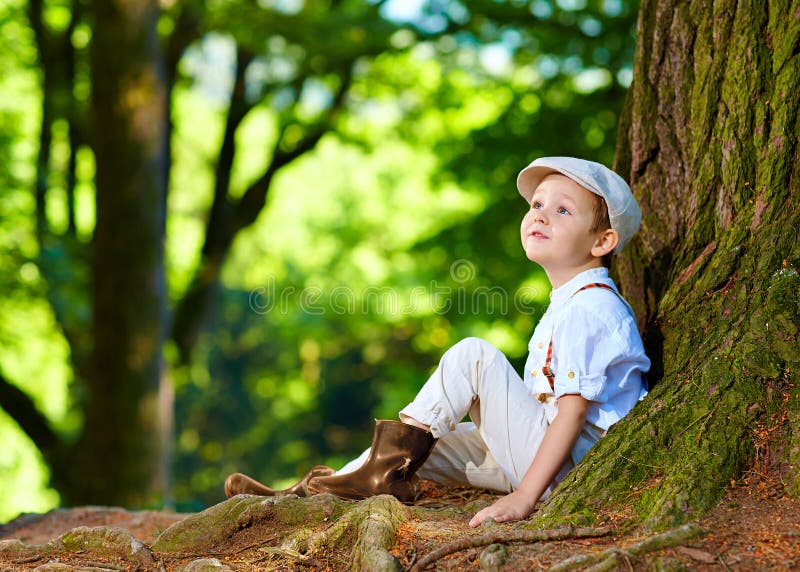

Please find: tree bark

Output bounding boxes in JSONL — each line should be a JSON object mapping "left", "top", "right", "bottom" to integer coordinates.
{"left": 170, "top": 46, "right": 255, "bottom": 361}
{"left": 28, "top": 0, "right": 52, "bottom": 239}
{"left": 540, "top": 0, "right": 800, "bottom": 529}
{"left": 81, "top": 0, "right": 168, "bottom": 506}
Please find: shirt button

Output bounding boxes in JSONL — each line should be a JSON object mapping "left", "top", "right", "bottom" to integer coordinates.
{"left": 537, "top": 342, "right": 544, "bottom": 349}
{"left": 567, "top": 371, "right": 575, "bottom": 379}
{"left": 531, "top": 369, "right": 538, "bottom": 377}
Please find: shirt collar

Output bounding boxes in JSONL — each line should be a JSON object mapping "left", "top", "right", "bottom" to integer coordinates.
{"left": 548, "top": 266, "right": 613, "bottom": 306}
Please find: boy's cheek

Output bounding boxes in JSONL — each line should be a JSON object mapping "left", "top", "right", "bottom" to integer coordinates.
{"left": 520, "top": 211, "right": 534, "bottom": 228}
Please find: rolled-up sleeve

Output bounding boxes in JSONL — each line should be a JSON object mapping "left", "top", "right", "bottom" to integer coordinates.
{"left": 551, "top": 305, "right": 620, "bottom": 403}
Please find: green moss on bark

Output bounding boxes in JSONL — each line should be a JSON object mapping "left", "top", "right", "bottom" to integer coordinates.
{"left": 0, "top": 526, "right": 160, "bottom": 571}
{"left": 152, "top": 494, "right": 345, "bottom": 554}
{"left": 785, "top": 395, "right": 800, "bottom": 497}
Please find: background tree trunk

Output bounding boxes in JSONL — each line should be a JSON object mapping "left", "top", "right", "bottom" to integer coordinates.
{"left": 540, "top": 0, "right": 800, "bottom": 529}
{"left": 79, "top": 0, "right": 168, "bottom": 506}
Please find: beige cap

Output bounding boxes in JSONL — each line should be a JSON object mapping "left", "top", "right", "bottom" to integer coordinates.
{"left": 517, "top": 156, "right": 641, "bottom": 254}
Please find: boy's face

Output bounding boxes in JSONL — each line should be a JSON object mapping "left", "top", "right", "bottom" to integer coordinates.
{"left": 520, "top": 173, "right": 607, "bottom": 282}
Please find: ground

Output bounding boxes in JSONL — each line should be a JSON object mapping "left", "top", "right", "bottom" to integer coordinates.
{"left": 1, "top": 459, "right": 797, "bottom": 572}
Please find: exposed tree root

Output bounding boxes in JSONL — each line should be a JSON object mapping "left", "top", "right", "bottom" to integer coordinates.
{"left": 1, "top": 496, "right": 409, "bottom": 571}
{"left": 151, "top": 493, "right": 343, "bottom": 555}
{"left": 351, "top": 495, "right": 410, "bottom": 571}
{"left": 254, "top": 546, "right": 329, "bottom": 569}
{"left": 303, "top": 495, "right": 410, "bottom": 571}
{"left": 0, "top": 526, "right": 164, "bottom": 571}
{"left": 410, "top": 525, "right": 613, "bottom": 571}
{"left": 547, "top": 522, "right": 705, "bottom": 571}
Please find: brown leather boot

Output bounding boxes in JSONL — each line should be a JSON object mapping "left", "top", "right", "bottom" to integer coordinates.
{"left": 224, "top": 465, "right": 334, "bottom": 498}
{"left": 306, "top": 420, "right": 436, "bottom": 503}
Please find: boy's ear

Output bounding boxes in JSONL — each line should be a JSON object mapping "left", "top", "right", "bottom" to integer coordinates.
{"left": 591, "top": 229, "right": 619, "bottom": 258}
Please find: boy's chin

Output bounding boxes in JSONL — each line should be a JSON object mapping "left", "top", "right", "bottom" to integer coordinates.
{"left": 525, "top": 256, "right": 548, "bottom": 268}
{"left": 522, "top": 248, "right": 546, "bottom": 264}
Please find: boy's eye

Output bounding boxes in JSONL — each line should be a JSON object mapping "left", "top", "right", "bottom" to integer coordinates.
{"left": 557, "top": 206, "right": 571, "bottom": 215}
{"left": 532, "top": 201, "right": 542, "bottom": 209}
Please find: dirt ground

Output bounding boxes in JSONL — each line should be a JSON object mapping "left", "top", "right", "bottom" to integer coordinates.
{"left": 393, "top": 469, "right": 800, "bottom": 571}
{"left": 1, "top": 466, "right": 798, "bottom": 571}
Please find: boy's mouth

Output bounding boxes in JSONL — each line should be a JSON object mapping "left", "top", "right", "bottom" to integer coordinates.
{"left": 528, "top": 230, "right": 549, "bottom": 239}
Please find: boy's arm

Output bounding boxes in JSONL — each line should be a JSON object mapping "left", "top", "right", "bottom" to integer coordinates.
{"left": 468, "top": 394, "right": 590, "bottom": 527}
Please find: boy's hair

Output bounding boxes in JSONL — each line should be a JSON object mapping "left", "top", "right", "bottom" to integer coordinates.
{"left": 589, "top": 194, "right": 613, "bottom": 269}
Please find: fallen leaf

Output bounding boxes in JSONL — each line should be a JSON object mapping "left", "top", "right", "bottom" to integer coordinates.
{"left": 677, "top": 546, "right": 717, "bottom": 563}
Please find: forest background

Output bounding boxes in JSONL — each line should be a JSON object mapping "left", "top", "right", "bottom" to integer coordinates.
{"left": 0, "top": 0, "right": 638, "bottom": 521}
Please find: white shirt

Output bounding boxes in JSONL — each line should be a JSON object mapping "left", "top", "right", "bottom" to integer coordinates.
{"left": 523, "top": 267, "right": 650, "bottom": 431}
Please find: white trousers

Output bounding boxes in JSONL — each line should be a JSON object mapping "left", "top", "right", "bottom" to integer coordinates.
{"left": 336, "top": 338, "right": 603, "bottom": 496}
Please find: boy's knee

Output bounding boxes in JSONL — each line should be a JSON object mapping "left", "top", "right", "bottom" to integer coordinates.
{"left": 449, "top": 337, "right": 498, "bottom": 359}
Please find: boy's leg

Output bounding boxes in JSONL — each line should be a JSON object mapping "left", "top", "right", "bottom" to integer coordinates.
{"left": 416, "top": 422, "right": 513, "bottom": 492}
{"left": 335, "top": 447, "right": 371, "bottom": 475}
{"left": 399, "top": 337, "right": 550, "bottom": 488}
{"left": 318, "top": 337, "right": 571, "bottom": 499}
{"left": 306, "top": 419, "right": 435, "bottom": 502}
{"left": 336, "top": 422, "right": 514, "bottom": 492}
{"left": 224, "top": 465, "right": 334, "bottom": 498}
{"left": 419, "top": 421, "right": 588, "bottom": 500}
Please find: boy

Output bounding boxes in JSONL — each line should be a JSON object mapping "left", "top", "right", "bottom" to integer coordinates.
{"left": 225, "top": 156, "right": 650, "bottom": 527}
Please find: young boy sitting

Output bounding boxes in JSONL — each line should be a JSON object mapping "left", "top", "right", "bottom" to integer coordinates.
{"left": 225, "top": 156, "right": 650, "bottom": 527}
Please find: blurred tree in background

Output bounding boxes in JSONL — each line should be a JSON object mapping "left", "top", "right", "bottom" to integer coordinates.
{"left": 0, "top": 0, "right": 638, "bottom": 517}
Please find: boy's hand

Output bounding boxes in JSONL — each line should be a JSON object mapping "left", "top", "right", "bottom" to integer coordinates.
{"left": 468, "top": 490, "right": 537, "bottom": 527}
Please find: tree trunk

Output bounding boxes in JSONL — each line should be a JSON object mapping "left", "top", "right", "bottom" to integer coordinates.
{"left": 540, "top": 0, "right": 800, "bottom": 529}
{"left": 80, "top": 0, "right": 168, "bottom": 506}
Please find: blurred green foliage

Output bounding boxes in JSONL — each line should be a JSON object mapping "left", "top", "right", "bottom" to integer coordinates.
{"left": 0, "top": 0, "right": 638, "bottom": 518}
